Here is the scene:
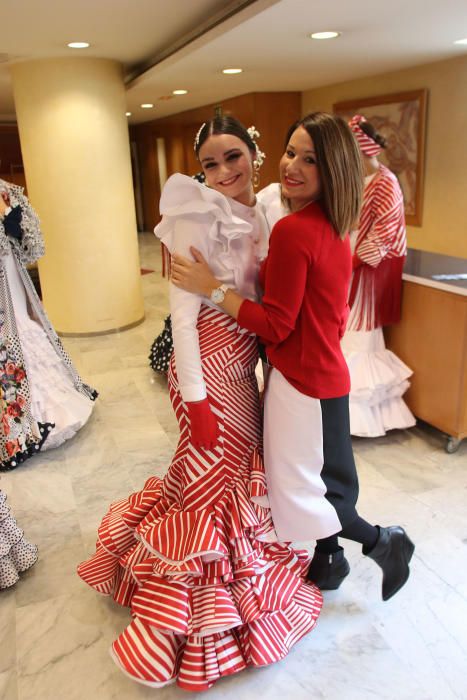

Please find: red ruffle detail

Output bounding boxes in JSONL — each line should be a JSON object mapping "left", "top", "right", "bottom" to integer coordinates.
{"left": 77, "top": 309, "right": 322, "bottom": 691}
{"left": 110, "top": 579, "right": 321, "bottom": 691}
{"left": 249, "top": 447, "right": 268, "bottom": 500}
{"left": 348, "top": 256, "right": 405, "bottom": 330}
{"left": 140, "top": 508, "right": 229, "bottom": 563}
{"left": 78, "top": 467, "right": 321, "bottom": 690}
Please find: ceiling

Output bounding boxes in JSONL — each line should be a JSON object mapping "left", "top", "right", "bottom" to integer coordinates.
{"left": 1, "top": 0, "right": 467, "bottom": 124}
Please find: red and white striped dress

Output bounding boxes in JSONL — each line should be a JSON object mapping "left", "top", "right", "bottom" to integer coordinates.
{"left": 348, "top": 164, "right": 407, "bottom": 332}
{"left": 78, "top": 184, "right": 322, "bottom": 691}
{"left": 342, "top": 165, "right": 415, "bottom": 437}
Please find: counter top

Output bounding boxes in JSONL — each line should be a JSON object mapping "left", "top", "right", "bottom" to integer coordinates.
{"left": 403, "top": 249, "right": 467, "bottom": 296}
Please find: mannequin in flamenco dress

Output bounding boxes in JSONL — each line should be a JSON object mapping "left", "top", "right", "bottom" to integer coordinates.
{"left": 0, "top": 489, "right": 38, "bottom": 588}
{"left": 78, "top": 117, "right": 322, "bottom": 691}
{"left": 342, "top": 116, "right": 416, "bottom": 437}
{"left": 0, "top": 180, "right": 97, "bottom": 471}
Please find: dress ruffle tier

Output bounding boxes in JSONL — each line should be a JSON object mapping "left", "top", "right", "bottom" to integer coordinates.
{"left": 16, "top": 314, "right": 94, "bottom": 449}
{"left": 78, "top": 456, "right": 321, "bottom": 691}
{"left": 78, "top": 307, "right": 322, "bottom": 692}
{"left": 0, "top": 490, "right": 38, "bottom": 589}
{"left": 342, "top": 328, "right": 416, "bottom": 438}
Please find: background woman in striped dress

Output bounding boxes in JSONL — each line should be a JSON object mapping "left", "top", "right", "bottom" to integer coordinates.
{"left": 341, "top": 115, "right": 416, "bottom": 438}
{"left": 78, "top": 116, "right": 322, "bottom": 691}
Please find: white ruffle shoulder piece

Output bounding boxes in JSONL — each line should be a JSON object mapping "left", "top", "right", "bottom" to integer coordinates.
{"left": 256, "top": 182, "right": 288, "bottom": 231}
{"left": 154, "top": 173, "right": 254, "bottom": 263}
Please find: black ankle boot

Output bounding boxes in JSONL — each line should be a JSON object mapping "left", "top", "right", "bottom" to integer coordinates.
{"left": 365, "top": 526, "right": 415, "bottom": 601}
{"left": 307, "top": 547, "right": 350, "bottom": 590}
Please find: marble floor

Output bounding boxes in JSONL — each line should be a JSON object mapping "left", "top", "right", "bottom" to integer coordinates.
{"left": 1, "top": 233, "right": 466, "bottom": 700}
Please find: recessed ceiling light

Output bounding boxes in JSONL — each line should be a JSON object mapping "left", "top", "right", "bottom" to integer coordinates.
{"left": 67, "top": 41, "right": 90, "bottom": 49}
{"left": 141, "top": 103, "right": 154, "bottom": 109}
{"left": 222, "top": 68, "right": 243, "bottom": 74}
{"left": 454, "top": 37, "right": 467, "bottom": 45}
{"left": 125, "top": 112, "right": 132, "bottom": 117}
{"left": 309, "top": 31, "right": 340, "bottom": 40}
{"left": 173, "top": 89, "right": 188, "bottom": 95}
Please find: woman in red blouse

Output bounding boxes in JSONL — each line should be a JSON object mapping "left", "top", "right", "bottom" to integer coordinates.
{"left": 172, "top": 112, "right": 415, "bottom": 601}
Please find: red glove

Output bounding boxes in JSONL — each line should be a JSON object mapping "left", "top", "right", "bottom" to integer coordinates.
{"left": 352, "top": 253, "right": 363, "bottom": 270}
{"left": 339, "top": 303, "right": 350, "bottom": 339}
{"left": 186, "top": 398, "right": 219, "bottom": 450}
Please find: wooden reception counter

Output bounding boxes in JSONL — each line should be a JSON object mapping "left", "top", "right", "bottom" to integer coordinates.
{"left": 385, "top": 249, "right": 467, "bottom": 452}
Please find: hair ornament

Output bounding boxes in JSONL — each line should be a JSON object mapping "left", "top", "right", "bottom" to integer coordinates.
{"left": 247, "top": 125, "right": 266, "bottom": 168}
{"left": 194, "top": 122, "right": 206, "bottom": 151}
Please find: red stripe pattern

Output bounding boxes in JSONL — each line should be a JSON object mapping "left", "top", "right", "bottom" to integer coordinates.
{"left": 349, "top": 114, "right": 383, "bottom": 157}
{"left": 355, "top": 165, "right": 406, "bottom": 268}
{"left": 348, "top": 164, "right": 407, "bottom": 331}
{"left": 77, "top": 306, "right": 322, "bottom": 691}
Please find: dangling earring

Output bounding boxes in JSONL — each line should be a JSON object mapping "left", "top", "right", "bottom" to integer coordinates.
{"left": 252, "top": 160, "right": 260, "bottom": 189}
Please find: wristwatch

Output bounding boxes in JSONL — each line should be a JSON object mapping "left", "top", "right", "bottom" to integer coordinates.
{"left": 210, "top": 283, "right": 229, "bottom": 304}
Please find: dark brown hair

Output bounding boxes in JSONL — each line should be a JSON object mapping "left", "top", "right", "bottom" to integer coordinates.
{"left": 359, "top": 120, "right": 387, "bottom": 149}
{"left": 194, "top": 115, "right": 256, "bottom": 158}
{"left": 285, "top": 112, "right": 364, "bottom": 238}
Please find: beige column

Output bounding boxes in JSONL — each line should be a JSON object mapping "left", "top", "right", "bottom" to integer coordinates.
{"left": 11, "top": 57, "right": 144, "bottom": 334}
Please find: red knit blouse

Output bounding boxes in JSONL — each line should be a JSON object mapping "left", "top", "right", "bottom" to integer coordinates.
{"left": 238, "top": 201, "right": 351, "bottom": 399}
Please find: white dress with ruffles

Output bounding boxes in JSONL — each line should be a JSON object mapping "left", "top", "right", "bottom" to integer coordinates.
{"left": 4, "top": 250, "right": 94, "bottom": 449}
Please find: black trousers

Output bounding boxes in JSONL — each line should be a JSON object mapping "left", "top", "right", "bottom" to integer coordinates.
{"left": 320, "top": 394, "right": 359, "bottom": 529}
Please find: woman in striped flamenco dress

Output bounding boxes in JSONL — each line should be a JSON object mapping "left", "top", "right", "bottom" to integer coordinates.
{"left": 77, "top": 116, "right": 322, "bottom": 691}
{"left": 341, "top": 116, "right": 416, "bottom": 437}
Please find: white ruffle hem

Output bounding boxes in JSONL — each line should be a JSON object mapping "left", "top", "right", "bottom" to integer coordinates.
{"left": 341, "top": 328, "right": 416, "bottom": 438}
{"left": 16, "top": 314, "right": 93, "bottom": 449}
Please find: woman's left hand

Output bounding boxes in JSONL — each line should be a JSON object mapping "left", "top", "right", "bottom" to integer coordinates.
{"left": 171, "top": 247, "right": 219, "bottom": 297}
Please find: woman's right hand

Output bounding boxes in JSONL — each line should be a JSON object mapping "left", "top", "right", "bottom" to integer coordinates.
{"left": 0, "top": 190, "right": 10, "bottom": 217}
{"left": 171, "top": 248, "right": 219, "bottom": 297}
{"left": 186, "top": 398, "right": 219, "bottom": 450}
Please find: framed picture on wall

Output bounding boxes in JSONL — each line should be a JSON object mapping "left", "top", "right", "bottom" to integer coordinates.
{"left": 334, "top": 89, "right": 427, "bottom": 226}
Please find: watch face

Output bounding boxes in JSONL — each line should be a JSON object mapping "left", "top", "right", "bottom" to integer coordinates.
{"left": 211, "top": 288, "right": 224, "bottom": 304}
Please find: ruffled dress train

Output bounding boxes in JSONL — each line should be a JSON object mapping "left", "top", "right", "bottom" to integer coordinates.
{"left": 78, "top": 307, "right": 322, "bottom": 691}
{"left": 0, "top": 490, "right": 38, "bottom": 589}
{"left": 15, "top": 312, "right": 93, "bottom": 449}
{"left": 342, "top": 328, "right": 416, "bottom": 438}
{"left": 5, "top": 250, "right": 94, "bottom": 451}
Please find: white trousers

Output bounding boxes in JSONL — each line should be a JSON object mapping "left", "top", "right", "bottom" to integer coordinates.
{"left": 263, "top": 368, "right": 342, "bottom": 542}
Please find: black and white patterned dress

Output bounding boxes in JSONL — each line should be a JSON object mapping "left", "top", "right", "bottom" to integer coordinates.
{"left": 0, "top": 179, "right": 97, "bottom": 471}
{"left": 148, "top": 315, "right": 173, "bottom": 374}
{"left": 0, "top": 489, "right": 37, "bottom": 588}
